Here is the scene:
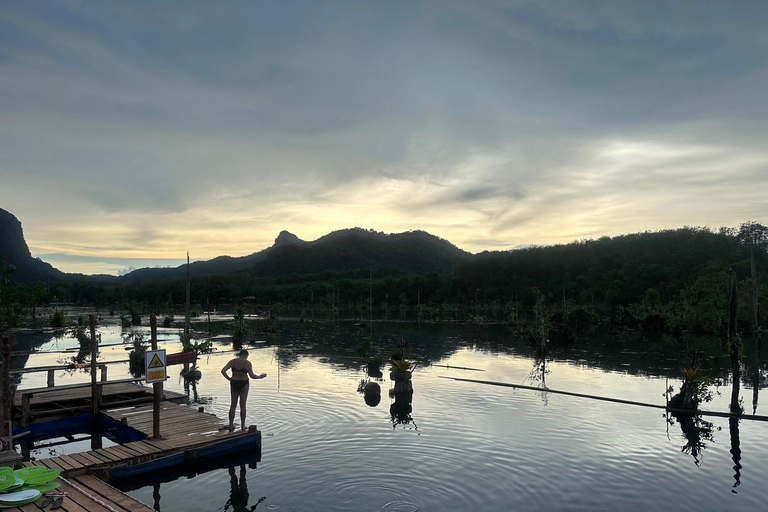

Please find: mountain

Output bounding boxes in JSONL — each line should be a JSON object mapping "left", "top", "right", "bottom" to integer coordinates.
{"left": 120, "top": 230, "right": 307, "bottom": 281}
{"left": 248, "top": 228, "right": 471, "bottom": 277}
{"left": 0, "top": 208, "right": 63, "bottom": 284}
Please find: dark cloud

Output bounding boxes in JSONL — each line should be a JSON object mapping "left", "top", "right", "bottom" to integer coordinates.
{"left": 1, "top": 1, "right": 767, "bottom": 272}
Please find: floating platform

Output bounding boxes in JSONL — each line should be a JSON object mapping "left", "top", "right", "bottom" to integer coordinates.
{"left": 19, "top": 401, "right": 261, "bottom": 482}
{"left": 13, "top": 381, "right": 188, "bottom": 426}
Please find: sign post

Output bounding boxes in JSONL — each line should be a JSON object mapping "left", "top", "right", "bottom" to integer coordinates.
{"left": 145, "top": 349, "right": 167, "bottom": 384}
{"left": 148, "top": 315, "right": 165, "bottom": 439}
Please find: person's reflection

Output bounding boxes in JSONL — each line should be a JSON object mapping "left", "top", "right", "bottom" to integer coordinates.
{"left": 224, "top": 464, "right": 265, "bottom": 512}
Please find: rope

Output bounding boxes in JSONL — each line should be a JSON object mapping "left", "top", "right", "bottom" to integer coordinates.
{"left": 59, "top": 476, "right": 121, "bottom": 512}
{"left": 441, "top": 376, "right": 768, "bottom": 422}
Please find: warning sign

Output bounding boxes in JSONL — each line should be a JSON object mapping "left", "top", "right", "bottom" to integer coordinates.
{"left": 145, "top": 349, "right": 167, "bottom": 383}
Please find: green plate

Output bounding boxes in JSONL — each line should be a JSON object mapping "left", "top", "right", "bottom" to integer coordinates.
{"left": 0, "top": 489, "right": 42, "bottom": 507}
{"left": 21, "top": 482, "right": 61, "bottom": 493}
{"left": 0, "top": 475, "right": 16, "bottom": 493}
{"left": 22, "top": 468, "right": 60, "bottom": 485}
{"left": 12, "top": 467, "right": 46, "bottom": 480}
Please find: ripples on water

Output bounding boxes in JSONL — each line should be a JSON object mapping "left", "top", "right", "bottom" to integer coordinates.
{"left": 11, "top": 322, "right": 768, "bottom": 511}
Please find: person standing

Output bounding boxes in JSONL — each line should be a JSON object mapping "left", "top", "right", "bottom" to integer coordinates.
{"left": 221, "top": 349, "right": 266, "bottom": 431}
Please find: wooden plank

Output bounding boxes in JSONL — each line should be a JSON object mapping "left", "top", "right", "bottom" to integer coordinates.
{"left": 92, "top": 448, "right": 124, "bottom": 463}
{"left": 55, "top": 480, "right": 115, "bottom": 512}
{"left": 105, "top": 445, "right": 140, "bottom": 461}
{"left": 84, "top": 450, "right": 114, "bottom": 464}
{"left": 112, "top": 444, "right": 145, "bottom": 458}
{"left": 39, "top": 457, "right": 67, "bottom": 471}
{"left": 141, "top": 439, "right": 176, "bottom": 451}
{"left": 74, "top": 475, "right": 155, "bottom": 512}
{"left": 56, "top": 454, "right": 85, "bottom": 471}
{"left": 67, "top": 452, "right": 95, "bottom": 468}
{"left": 121, "top": 441, "right": 155, "bottom": 456}
{"left": 77, "top": 451, "right": 107, "bottom": 466}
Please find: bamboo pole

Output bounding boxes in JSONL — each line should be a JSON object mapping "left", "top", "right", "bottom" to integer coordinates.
{"left": 440, "top": 376, "right": 768, "bottom": 422}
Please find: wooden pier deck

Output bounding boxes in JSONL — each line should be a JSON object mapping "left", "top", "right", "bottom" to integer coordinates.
{"left": 4, "top": 475, "right": 156, "bottom": 512}
{"left": 21, "top": 401, "right": 259, "bottom": 478}
{"left": 13, "top": 381, "right": 188, "bottom": 426}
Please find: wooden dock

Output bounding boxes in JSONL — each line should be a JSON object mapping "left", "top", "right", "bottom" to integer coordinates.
{"left": 14, "top": 401, "right": 262, "bottom": 512}
{"left": 13, "top": 381, "right": 187, "bottom": 426}
{"left": 3, "top": 474, "right": 156, "bottom": 512}
{"left": 21, "top": 401, "right": 260, "bottom": 479}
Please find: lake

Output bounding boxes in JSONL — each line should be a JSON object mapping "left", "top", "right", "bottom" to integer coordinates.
{"left": 9, "top": 317, "right": 767, "bottom": 511}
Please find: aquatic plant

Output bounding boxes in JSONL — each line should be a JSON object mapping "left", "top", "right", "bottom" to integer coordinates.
{"left": 50, "top": 310, "right": 66, "bottom": 328}
{"left": 669, "top": 366, "right": 714, "bottom": 410}
{"left": 391, "top": 359, "right": 412, "bottom": 372}
{"left": 124, "top": 331, "right": 147, "bottom": 377}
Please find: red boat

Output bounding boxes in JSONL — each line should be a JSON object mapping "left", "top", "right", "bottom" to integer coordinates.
{"left": 166, "top": 351, "right": 196, "bottom": 366}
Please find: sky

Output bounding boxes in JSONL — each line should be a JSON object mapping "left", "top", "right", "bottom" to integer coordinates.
{"left": 1, "top": 1, "right": 767, "bottom": 275}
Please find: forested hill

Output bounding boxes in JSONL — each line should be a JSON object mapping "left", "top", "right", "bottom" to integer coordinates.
{"left": 248, "top": 228, "right": 471, "bottom": 277}
{"left": 121, "top": 230, "right": 307, "bottom": 281}
{"left": 0, "top": 208, "right": 62, "bottom": 284}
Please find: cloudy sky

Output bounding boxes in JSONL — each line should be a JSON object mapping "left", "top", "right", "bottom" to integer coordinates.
{"left": 1, "top": 1, "right": 767, "bottom": 275}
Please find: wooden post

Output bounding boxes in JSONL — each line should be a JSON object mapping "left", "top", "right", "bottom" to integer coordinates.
{"left": 751, "top": 250, "right": 762, "bottom": 414}
{"left": 1, "top": 336, "right": 10, "bottom": 437}
{"left": 100, "top": 365, "right": 108, "bottom": 382}
{"left": 89, "top": 314, "right": 98, "bottom": 417}
{"left": 47, "top": 369, "right": 55, "bottom": 387}
{"left": 20, "top": 394, "right": 31, "bottom": 428}
{"left": 727, "top": 271, "right": 741, "bottom": 413}
{"left": 151, "top": 314, "right": 162, "bottom": 439}
{"left": 185, "top": 253, "right": 191, "bottom": 341}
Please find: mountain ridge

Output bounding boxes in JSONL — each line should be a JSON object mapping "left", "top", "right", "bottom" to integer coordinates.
{"left": 0, "top": 208, "right": 471, "bottom": 282}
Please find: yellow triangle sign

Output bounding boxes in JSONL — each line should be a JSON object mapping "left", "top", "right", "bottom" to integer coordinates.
{"left": 148, "top": 354, "right": 164, "bottom": 368}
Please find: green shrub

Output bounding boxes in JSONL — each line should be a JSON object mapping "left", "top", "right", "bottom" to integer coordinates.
{"left": 51, "top": 310, "right": 66, "bottom": 327}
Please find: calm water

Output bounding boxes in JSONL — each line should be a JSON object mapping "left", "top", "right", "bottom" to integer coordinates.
{"left": 10, "top": 318, "right": 768, "bottom": 511}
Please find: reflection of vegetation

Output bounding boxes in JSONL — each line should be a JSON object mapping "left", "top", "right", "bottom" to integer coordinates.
{"left": 669, "top": 413, "right": 716, "bottom": 467}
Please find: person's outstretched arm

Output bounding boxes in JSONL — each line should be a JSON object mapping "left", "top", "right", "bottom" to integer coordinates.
{"left": 247, "top": 361, "right": 267, "bottom": 379}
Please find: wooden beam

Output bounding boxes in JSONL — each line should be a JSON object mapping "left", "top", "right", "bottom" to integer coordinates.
{"left": 90, "top": 314, "right": 98, "bottom": 417}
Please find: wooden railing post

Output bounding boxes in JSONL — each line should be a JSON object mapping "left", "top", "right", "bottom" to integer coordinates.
{"left": 21, "top": 394, "right": 32, "bottom": 428}
{"left": 0, "top": 336, "right": 9, "bottom": 437}
{"left": 89, "top": 314, "right": 99, "bottom": 416}
{"left": 47, "top": 369, "right": 55, "bottom": 387}
{"left": 100, "top": 365, "right": 107, "bottom": 382}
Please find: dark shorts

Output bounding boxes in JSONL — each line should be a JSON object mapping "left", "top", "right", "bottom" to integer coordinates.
{"left": 231, "top": 379, "right": 249, "bottom": 392}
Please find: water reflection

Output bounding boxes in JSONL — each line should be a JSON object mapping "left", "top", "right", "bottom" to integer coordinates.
{"left": 224, "top": 465, "right": 266, "bottom": 512}
{"left": 729, "top": 417, "right": 742, "bottom": 493}
{"left": 390, "top": 368, "right": 417, "bottom": 432}
{"left": 669, "top": 412, "right": 716, "bottom": 466}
